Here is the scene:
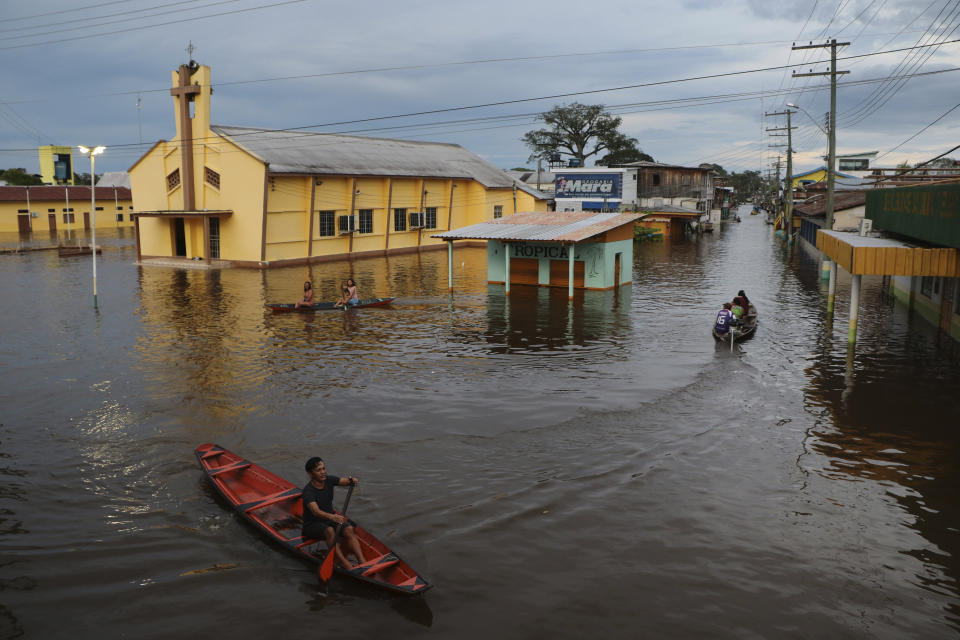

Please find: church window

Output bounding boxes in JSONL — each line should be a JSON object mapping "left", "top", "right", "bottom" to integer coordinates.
{"left": 167, "top": 169, "right": 181, "bottom": 191}
{"left": 205, "top": 167, "right": 220, "bottom": 189}
{"left": 317, "top": 211, "right": 335, "bottom": 237}
{"left": 358, "top": 209, "right": 373, "bottom": 234}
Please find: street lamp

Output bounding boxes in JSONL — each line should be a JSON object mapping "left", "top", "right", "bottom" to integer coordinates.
{"left": 786, "top": 103, "right": 827, "bottom": 136}
{"left": 78, "top": 145, "right": 106, "bottom": 308}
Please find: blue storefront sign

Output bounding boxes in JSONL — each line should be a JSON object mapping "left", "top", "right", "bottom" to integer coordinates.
{"left": 555, "top": 173, "right": 622, "bottom": 199}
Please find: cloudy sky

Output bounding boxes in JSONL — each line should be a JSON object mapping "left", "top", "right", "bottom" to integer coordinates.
{"left": 1, "top": 0, "right": 958, "bottom": 178}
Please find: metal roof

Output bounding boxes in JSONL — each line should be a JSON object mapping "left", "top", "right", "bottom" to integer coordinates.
{"left": 210, "top": 126, "right": 539, "bottom": 195}
{"left": 0, "top": 185, "right": 132, "bottom": 201}
{"left": 433, "top": 211, "right": 640, "bottom": 243}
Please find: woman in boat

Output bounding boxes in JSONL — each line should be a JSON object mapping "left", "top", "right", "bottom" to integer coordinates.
{"left": 294, "top": 281, "right": 316, "bottom": 308}
{"left": 333, "top": 283, "right": 350, "bottom": 307}
{"left": 344, "top": 278, "right": 359, "bottom": 306}
{"left": 302, "top": 457, "right": 366, "bottom": 568}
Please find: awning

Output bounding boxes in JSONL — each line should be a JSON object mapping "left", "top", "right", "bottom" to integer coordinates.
{"left": 817, "top": 229, "right": 959, "bottom": 276}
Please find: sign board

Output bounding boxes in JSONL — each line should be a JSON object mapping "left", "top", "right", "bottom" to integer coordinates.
{"left": 554, "top": 173, "right": 622, "bottom": 200}
{"left": 510, "top": 242, "right": 571, "bottom": 260}
{"left": 839, "top": 158, "right": 870, "bottom": 171}
{"left": 867, "top": 184, "right": 960, "bottom": 249}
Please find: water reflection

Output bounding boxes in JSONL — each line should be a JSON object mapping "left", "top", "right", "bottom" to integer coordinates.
{"left": 801, "top": 273, "right": 960, "bottom": 627}
{"left": 483, "top": 285, "right": 632, "bottom": 353}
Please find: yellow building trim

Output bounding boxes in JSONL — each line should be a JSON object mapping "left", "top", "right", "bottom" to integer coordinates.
{"left": 817, "top": 229, "right": 960, "bottom": 276}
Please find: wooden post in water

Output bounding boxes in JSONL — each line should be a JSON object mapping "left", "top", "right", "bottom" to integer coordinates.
{"left": 447, "top": 241, "right": 453, "bottom": 293}
{"left": 504, "top": 242, "right": 511, "bottom": 296}
{"left": 848, "top": 274, "right": 861, "bottom": 344}
{"left": 827, "top": 262, "right": 837, "bottom": 314}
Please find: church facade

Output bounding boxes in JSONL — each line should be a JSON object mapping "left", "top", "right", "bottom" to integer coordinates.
{"left": 128, "top": 62, "right": 547, "bottom": 267}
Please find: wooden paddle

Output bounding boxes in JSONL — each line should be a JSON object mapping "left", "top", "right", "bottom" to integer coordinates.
{"left": 317, "top": 481, "right": 355, "bottom": 583}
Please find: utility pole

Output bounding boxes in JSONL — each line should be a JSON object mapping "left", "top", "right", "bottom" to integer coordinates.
{"left": 793, "top": 38, "right": 849, "bottom": 295}
{"left": 792, "top": 39, "right": 849, "bottom": 232}
{"left": 766, "top": 109, "right": 795, "bottom": 246}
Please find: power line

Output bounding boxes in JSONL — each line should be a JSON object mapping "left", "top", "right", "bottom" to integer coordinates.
{"left": 0, "top": 0, "right": 310, "bottom": 51}
{"left": 4, "top": 0, "right": 140, "bottom": 23}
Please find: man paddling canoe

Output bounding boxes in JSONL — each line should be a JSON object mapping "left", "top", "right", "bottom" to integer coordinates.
{"left": 302, "top": 457, "right": 366, "bottom": 568}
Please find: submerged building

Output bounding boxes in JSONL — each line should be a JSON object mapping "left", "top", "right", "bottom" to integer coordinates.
{"left": 129, "top": 61, "right": 548, "bottom": 267}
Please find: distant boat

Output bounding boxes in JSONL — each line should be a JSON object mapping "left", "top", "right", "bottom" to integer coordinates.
{"left": 57, "top": 245, "right": 101, "bottom": 257}
{"left": 266, "top": 297, "right": 396, "bottom": 312}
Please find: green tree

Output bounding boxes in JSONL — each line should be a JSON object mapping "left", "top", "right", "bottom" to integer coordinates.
{"left": 596, "top": 138, "right": 654, "bottom": 166}
{"left": 522, "top": 103, "right": 641, "bottom": 166}
{"left": 0, "top": 168, "right": 43, "bottom": 185}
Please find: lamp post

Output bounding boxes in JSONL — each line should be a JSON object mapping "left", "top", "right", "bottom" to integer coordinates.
{"left": 78, "top": 145, "right": 106, "bottom": 308}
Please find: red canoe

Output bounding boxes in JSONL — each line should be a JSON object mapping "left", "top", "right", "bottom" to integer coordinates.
{"left": 195, "top": 443, "right": 431, "bottom": 595}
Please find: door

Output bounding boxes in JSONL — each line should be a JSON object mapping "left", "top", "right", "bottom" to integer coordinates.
{"left": 209, "top": 217, "right": 220, "bottom": 259}
{"left": 614, "top": 252, "right": 622, "bottom": 286}
{"left": 17, "top": 214, "right": 31, "bottom": 233}
{"left": 48, "top": 213, "right": 57, "bottom": 232}
{"left": 174, "top": 217, "right": 187, "bottom": 257}
{"left": 549, "top": 259, "right": 585, "bottom": 288}
{"left": 83, "top": 211, "right": 90, "bottom": 230}
{"left": 509, "top": 258, "right": 539, "bottom": 286}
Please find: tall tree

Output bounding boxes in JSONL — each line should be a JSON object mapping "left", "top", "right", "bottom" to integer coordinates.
{"left": 522, "top": 103, "right": 641, "bottom": 166}
{"left": 596, "top": 137, "right": 654, "bottom": 166}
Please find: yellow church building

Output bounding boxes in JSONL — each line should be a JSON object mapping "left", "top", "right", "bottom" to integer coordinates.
{"left": 129, "top": 61, "right": 548, "bottom": 267}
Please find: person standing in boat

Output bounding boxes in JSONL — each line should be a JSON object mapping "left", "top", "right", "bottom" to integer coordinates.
{"left": 302, "top": 457, "right": 366, "bottom": 568}
{"left": 294, "top": 281, "right": 316, "bottom": 308}
{"left": 715, "top": 302, "right": 735, "bottom": 336}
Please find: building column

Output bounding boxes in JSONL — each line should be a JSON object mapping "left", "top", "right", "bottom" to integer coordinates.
{"left": 568, "top": 244, "right": 575, "bottom": 300}
{"left": 134, "top": 215, "right": 142, "bottom": 262}
{"left": 447, "top": 241, "right": 454, "bottom": 293}
{"left": 504, "top": 242, "right": 511, "bottom": 296}
{"left": 848, "top": 274, "right": 861, "bottom": 344}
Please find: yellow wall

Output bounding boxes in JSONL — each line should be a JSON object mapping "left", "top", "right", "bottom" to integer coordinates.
{"left": 38, "top": 145, "right": 74, "bottom": 185}
{"left": 0, "top": 193, "right": 135, "bottom": 233}
{"left": 129, "top": 62, "right": 547, "bottom": 266}
{"left": 792, "top": 169, "right": 829, "bottom": 189}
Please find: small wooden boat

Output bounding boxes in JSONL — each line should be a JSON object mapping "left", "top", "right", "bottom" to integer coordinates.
{"left": 266, "top": 297, "right": 395, "bottom": 312}
{"left": 195, "top": 443, "right": 431, "bottom": 595}
{"left": 57, "top": 245, "right": 101, "bottom": 257}
{"left": 712, "top": 304, "right": 758, "bottom": 345}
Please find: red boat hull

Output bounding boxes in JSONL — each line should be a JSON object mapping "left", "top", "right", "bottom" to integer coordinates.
{"left": 195, "top": 443, "right": 431, "bottom": 594}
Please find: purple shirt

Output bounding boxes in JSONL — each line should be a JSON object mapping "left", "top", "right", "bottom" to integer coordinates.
{"left": 715, "top": 309, "right": 734, "bottom": 334}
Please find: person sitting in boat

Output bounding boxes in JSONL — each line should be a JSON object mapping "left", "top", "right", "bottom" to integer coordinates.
{"left": 734, "top": 290, "right": 751, "bottom": 322}
{"left": 302, "top": 457, "right": 366, "bottom": 568}
{"left": 715, "top": 302, "right": 736, "bottom": 335}
{"left": 730, "top": 298, "right": 744, "bottom": 320}
{"left": 344, "top": 278, "right": 359, "bottom": 306}
{"left": 333, "top": 283, "right": 350, "bottom": 307}
{"left": 294, "top": 281, "right": 316, "bottom": 308}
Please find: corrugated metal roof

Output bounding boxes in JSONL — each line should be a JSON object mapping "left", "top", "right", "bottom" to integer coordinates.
{"left": 433, "top": 211, "right": 640, "bottom": 243}
{"left": 0, "top": 185, "right": 132, "bottom": 201}
{"left": 96, "top": 171, "right": 130, "bottom": 188}
{"left": 211, "top": 126, "right": 528, "bottom": 191}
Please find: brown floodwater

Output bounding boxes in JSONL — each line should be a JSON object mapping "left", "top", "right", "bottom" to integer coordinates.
{"left": 1, "top": 207, "right": 958, "bottom": 638}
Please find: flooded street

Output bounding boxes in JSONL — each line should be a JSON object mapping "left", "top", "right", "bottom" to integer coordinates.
{"left": 2, "top": 206, "right": 959, "bottom": 638}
